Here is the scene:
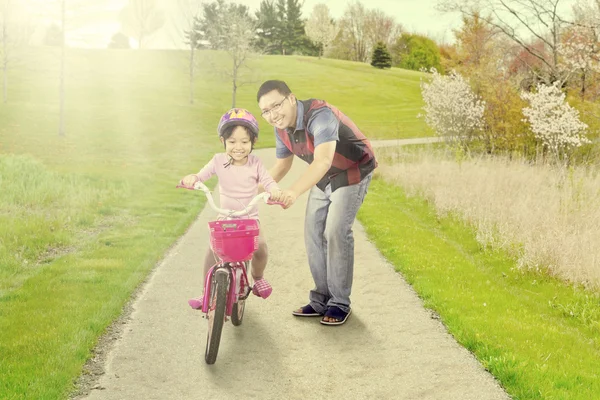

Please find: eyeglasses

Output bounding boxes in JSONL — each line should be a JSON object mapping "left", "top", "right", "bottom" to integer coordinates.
{"left": 260, "top": 96, "right": 288, "bottom": 119}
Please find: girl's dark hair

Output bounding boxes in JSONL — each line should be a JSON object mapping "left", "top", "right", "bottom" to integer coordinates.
{"left": 221, "top": 124, "right": 256, "bottom": 147}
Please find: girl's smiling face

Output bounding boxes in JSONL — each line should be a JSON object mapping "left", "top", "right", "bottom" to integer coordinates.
{"left": 222, "top": 125, "right": 253, "bottom": 165}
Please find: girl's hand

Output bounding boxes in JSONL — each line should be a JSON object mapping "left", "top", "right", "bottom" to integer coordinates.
{"left": 181, "top": 174, "right": 199, "bottom": 187}
{"left": 269, "top": 189, "right": 282, "bottom": 202}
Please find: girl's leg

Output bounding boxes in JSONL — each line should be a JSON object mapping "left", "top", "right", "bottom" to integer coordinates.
{"left": 189, "top": 245, "right": 219, "bottom": 309}
{"left": 203, "top": 245, "right": 218, "bottom": 278}
{"left": 250, "top": 233, "right": 272, "bottom": 299}
{"left": 250, "top": 232, "right": 268, "bottom": 280}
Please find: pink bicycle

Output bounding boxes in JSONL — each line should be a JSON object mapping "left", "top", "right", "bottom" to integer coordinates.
{"left": 177, "top": 181, "right": 281, "bottom": 364}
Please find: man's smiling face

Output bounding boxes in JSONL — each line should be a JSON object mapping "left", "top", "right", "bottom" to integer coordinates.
{"left": 258, "top": 90, "right": 297, "bottom": 129}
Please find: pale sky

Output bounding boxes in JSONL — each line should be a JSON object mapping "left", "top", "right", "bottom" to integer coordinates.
{"left": 22, "top": 0, "right": 578, "bottom": 49}
{"left": 246, "top": 0, "right": 463, "bottom": 44}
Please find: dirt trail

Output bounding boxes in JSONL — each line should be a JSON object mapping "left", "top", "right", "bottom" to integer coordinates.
{"left": 79, "top": 142, "right": 509, "bottom": 400}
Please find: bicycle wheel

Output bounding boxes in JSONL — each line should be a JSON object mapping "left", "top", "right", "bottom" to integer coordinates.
{"left": 205, "top": 270, "right": 228, "bottom": 364}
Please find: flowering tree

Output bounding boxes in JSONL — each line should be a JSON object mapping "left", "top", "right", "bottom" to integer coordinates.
{"left": 521, "top": 83, "right": 591, "bottom": 161}
{"left": 420, "top": 68, "right": 486, "bottom": 148}
{"left": 557, "top": 26, "right": 600, "bottom": 99}
{"left": 305, "top": 3, "right": 336, "bottom": 59}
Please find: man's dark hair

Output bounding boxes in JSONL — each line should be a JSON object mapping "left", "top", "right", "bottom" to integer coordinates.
{"left": 257, "top": 80, "right": 292, "bottom": 102}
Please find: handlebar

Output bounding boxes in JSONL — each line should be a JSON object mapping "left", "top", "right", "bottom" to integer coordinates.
{"left": 176, "top": 181, "right": 284, "bottom": 217}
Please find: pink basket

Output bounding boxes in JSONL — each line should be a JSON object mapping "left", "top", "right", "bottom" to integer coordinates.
{"left": 208, "top": 219, "right": 259, "bottom": 262}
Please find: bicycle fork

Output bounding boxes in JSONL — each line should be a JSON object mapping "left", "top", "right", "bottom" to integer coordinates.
{"left": 201, "top": 262, "right": 251, "bottom": 315}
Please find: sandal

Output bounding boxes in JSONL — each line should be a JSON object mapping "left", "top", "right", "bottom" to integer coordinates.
{"left": 252, "top": 278, "right": 272, "bottom": 299}
{"left": 292, "top": 304, "right": 323, "bottom": 317}
{"left": 320, "top": 306, "right": 352, "bottom": 326}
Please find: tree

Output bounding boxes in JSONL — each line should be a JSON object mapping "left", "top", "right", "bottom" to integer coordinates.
{"left": 336, "top": 1, "right": 369, "bottom": 62}
{"left": 557, "top": 25, "right": 600, "bottom": 100}
{"left": 255, "top": 0, "right": 280, "bottom": 54}
{"left": 188, "top": 1, "right": 257, "bottom": 107}
{"left": 275, "top": 0, "right": 307, "bottom": 55}
{"left": 59, "top": 0, "right": 65, "bottom": 137}
{"left": 391, "top": 33, "right": 442, "bottom": 72}
{"left": 370, "top": 41, "right": 391, "bottom": 68}
{"left": 192, "top": 0, "right": 251, "bottom": 50}
{"left": 521, "top": 83, "right": 591, "bottom": 162}
{"left": 420, "top": 69, "right": 486, "bottom": 149}
{"left": 365, "top": 9, "right": 401, "bottom": 48}
{"left": 44, "top": 24, "right": 63, "bottom": 46}
{"left": 453, "top": 11, "right": 498, "bottom": 69}
{"left": 108, "top": 32, "right": 130, "bottom": 49}
{"left": 438, "top": 0, "right": 573, "bottom": 85}
{"left": 181, "top": 0, "right": 203, "bottom": 105}
{"left": 119, "top": 0, "right": 166, "bottom": 49}
{"left": 0, "top": 0, "right": 32, "bottom": 103}
{"left": 305, "top": 3, "right": 336, "bottom": 58}
{"left": 563, "top": 1, "right": 600, "bottom": 100}
{"left": 223, "top": 12, "right": 256, "bottom": 107}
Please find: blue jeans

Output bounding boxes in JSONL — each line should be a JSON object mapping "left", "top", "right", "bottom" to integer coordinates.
{"left": 305, "top": 173, "right": 373, "bottom": 314}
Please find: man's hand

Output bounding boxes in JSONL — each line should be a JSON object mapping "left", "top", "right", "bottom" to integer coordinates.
{"left": 280, "top": 189, "right": 298, "bottom": 209}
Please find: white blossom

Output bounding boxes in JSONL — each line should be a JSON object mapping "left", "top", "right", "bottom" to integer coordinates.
{"left": 521, "top": 83, "right": 591, "bottom": 158}
{"left": 557, "top": 27, "right": 600, "bottom": 74}
{"left": 420, "top": 69, "right": 485, "bottom": 143}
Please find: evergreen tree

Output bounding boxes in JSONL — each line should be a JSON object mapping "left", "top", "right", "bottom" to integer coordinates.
{"left": 256, "top": 0, "right": 310, "bottom": 55}
{"left": 278, "top": 0, "right": 305, "bottom": 55}
{"left": 255, "top": 0, "right": 281, "bottom": 54}
{"left": 190, "top": 0, "right": 251, "bottom": 50}
{"left": 108, "top": 32, "right": 131, "bottom": 49}
{"left": 371, "top": 41, "right": 392, "bottom": 69}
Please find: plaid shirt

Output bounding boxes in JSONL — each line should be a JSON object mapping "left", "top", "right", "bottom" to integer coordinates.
{"left": 275, "top": 99, "right": 377, "bottom": 192}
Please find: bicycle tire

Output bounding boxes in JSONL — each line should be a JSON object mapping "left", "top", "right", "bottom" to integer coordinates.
{"left": 205, "top": 270, "right": 228, "bottom": 364}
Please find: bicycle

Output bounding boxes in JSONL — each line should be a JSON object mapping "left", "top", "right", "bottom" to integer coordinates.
{"left": 177, "top": 181, "right": 282, "bottom": 364}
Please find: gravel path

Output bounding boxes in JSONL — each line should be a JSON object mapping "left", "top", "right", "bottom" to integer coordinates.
{"left": 77, "top": 141, "right": 509, "bottom": 400}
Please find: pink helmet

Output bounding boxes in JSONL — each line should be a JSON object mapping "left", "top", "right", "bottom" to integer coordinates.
{"left": 217, "top": 108, "right": 259, "bottom": 139}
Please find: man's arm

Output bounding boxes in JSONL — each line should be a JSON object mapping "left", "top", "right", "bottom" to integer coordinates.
{"left": 268, "top": 155, "right": 294, "bottom": 183}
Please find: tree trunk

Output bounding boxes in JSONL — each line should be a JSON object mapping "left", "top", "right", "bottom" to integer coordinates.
{"left": 581, "top": 71, "right": 586, "bottom": 102}
{"left": 3, "top": 63, "right": 7, "bottom": 104}
{"left": 231, "top": 56, "right": 237, "bottom": 108}
{"left": 2, "top": 13, "right": 7, "bottom": 103}
{"left": 231, "top": 80, "right": 237, "bottom": 108}
{"left": 189, "top": 43, "right": 195, "bottom": 105}
{"left": 59, "top": 0, "right": 66, "bottom": 137}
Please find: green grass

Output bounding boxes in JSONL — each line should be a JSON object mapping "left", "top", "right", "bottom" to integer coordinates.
{"left": 0, "top": 47, "right": 430, "bottom": 399}
{"left": 359, "top": 177, "right": 600, "bottom": 400}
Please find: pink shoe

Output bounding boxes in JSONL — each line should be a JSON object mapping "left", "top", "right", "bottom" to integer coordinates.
{"left": 188, "top": 296, "right": 204, "bottom": 310}
{"left": 252, "top": 278, "right": 272, "bottom": 299}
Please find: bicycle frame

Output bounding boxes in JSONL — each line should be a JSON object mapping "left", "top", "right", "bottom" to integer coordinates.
{"left": 177, "top": 181, "right": 280, "bottom": 316}
{"left": 202, "top": 261, "right": 250, "bottom": 316}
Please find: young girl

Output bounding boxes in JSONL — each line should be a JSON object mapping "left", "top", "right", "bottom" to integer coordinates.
{"left": 180, "top": 108, "right": 280, "bottom": 309}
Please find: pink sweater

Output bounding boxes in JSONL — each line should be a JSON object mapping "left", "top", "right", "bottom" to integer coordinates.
{"left": 196, "top": 153, "right": 278, "bottom": 219}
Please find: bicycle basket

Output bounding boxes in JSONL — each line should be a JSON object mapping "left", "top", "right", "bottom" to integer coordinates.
{"left": 208, "top": 219, "right": 259, "bottom": 262}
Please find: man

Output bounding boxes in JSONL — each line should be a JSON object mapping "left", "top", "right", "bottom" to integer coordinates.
{"left": 257, "top": 80, "right": 377, "bottom": 326}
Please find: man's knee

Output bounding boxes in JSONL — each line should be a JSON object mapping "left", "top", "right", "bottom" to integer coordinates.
{"left": 325, "top": 217, "right": 352, "bottom": 244}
